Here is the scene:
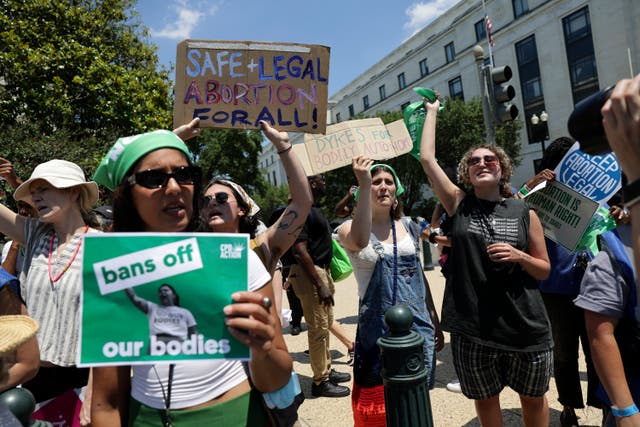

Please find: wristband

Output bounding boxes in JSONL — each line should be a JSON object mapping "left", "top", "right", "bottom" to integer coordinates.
{"left": 262, "top": 371, "right": 302, "bottom": 409}
{"left": 624, "top": 178, "right": 640, "bottom": 208}
{"left": 518, "top": 185, "right": 529, "bottom": 196}
{"left": 277, "top": 144, "right": 293, "bottom": 154}
{"left": 611, "top": 404, "right": 639, "bottom": 418}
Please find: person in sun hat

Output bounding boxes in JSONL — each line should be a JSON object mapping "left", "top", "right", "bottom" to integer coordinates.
{"left": 0, "top": 159, "right": 101, "bottom": 416}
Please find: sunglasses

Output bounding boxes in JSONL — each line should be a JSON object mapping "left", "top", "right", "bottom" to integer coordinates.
{"left": 203, "top": 192, "right": 230, "bottom": 206}
{"left": 127, "top": 166, "right": 201, "bottom": 189}
{"left": 467, "top": 155, "right": 498, "bottom": 167}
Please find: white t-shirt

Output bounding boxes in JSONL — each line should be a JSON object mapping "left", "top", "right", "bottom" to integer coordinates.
{"left": 146, "top": 303, "right": 197, "bottom": 340}
{"left": 340, "top": 220, "right": 417, "bottom": 299}
{"left": 131, "top": 249, "right": 271, "bottom": 409}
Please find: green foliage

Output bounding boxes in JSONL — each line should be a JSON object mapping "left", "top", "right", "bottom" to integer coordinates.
{"left": 253, "top": 184, "right": 289, "bottom": 223}
{"left": 194, "top": 128, "right": 268, "bottom": 196}
{"left": 0, "top": 0, "right": 173, "bottom": 174}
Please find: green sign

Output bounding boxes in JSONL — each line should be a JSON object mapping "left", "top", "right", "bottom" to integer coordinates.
{"left": 79, "top": 233, "right": 250, "bottom": 366}
{"left": 525, "top": 181, "right": 598, "bottom": 251}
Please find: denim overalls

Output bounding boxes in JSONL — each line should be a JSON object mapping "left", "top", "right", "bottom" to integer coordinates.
{"left": 353, "top": 218, "right": 436, "bottom": 388}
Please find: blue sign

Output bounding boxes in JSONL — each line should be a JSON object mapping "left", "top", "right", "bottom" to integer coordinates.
{"left": 554, "top": 142, "right": 622, "bottom": 205}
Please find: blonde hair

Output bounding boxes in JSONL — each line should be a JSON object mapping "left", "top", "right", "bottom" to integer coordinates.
{"left": 457, "top": 144, "right": 515, "bottom": 198}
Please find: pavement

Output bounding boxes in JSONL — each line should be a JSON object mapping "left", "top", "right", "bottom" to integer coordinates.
{"left": 282, "top": 266, "right": 605, "bottom": 427}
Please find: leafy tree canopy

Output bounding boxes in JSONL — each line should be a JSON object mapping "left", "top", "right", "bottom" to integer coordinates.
{"left": 0, "top": 0, "right": 173, "bottom": 170}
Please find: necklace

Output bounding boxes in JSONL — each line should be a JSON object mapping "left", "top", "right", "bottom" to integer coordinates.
{"left": 48, "top": 225, "right": 89, "bottom": 283}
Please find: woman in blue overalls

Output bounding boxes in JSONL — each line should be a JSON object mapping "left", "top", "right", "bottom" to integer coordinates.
{"left": 338, "top": 157, "right": 441, "bottom": 426}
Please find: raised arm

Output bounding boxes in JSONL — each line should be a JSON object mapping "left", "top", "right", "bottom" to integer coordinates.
{"left": 258, "top": 120, "right": 312, "bottom": 271}
{"left": 173, "top": 117, "right": 202, "bottom": 142}
{"left": 338, "top": 156, "right": 373, "bottom": 252}
{"left": 334, "top": 185, "right": 357, "bottom": 218}
{"left": 124, "top": 288, "right": 149, "bottom": 314}
{"left": 419, "top": 99, "right": 465, "bottom": 216}
{"left": 0, "top": 157, "right": 24, "bottom": 189}
{"left": 0, "top": 204, "right": 27, "bottom": 245}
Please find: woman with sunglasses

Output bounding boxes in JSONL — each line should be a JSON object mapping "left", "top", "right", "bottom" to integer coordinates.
{"left": 201, "top": 124, "right": 312, "bottom": 319}
{"left": 0, "top": 159, "right": 100, "bottom": 420}
{"left": 420, "top": 98, "right": 552, "bottom": 426}
{"left": 337, "top": 157, "right": 441, "bottom": 426}
{"left": 90, "top": 126, "right": 292, "bottom": 426}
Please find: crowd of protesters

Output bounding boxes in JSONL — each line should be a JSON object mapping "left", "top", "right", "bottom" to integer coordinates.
{"left": 1, "top": 74, "right": 640, "bottom": 427}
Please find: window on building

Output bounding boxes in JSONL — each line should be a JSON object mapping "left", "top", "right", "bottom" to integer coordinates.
{"left": 445, "top": 42, "right": 455, "bottom": 63}
{"left": 448, "top": 76, "right": 464, "bottom": 100}
{"left": 475, "top": 19, "right": 486, "bottom": 42}
{"left": 516, "top": 35, "right": 547, "bottom": 145}
{"left": 363, "top": 95, "right": 370, "bottom": 110}
{"left": 512, "top": 0, "right": 529, "bottom": 18}
{"left": 379, "top": 85, "right": 386, "bottom": 100}
{"left": 336, "top": 112, "right": 341, "bottom": 123}
{"left": 348, "top": 104, "right": 354, "bottom": 118}
{"left": 272, "top": 171, "right": 276, "bottom": 186}
{"left": 419, "top": 58, "right": 429, "bottom": 77}
{"left": 397, "top": 73, "right": 406, "bottom": 90}
{"left": 563, "top": 6, "right": 599, "bottom": 103}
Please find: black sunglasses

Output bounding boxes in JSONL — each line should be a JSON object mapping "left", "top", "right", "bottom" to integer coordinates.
{"left": 468, "top": 155, "right": 498, "bottom": 167}
{"left": 127, "top": 166, "right": 201, "bottom": 189}
{"left": 203, "top": 192, "right": 230, "bottom": 206}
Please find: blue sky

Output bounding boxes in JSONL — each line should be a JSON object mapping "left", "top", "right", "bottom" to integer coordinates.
{"left": 134, "top": 0, "right": 460, "bottom": 96}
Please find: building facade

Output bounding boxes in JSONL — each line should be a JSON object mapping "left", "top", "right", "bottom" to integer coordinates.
{"left": 260, "top": 0, "right": 639, "bottom": 190}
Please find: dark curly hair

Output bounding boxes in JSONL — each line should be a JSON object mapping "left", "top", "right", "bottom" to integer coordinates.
{"left": 539, "top": 136, "right": 575, "bottom": 171}
{"left": 457, "top": 144, "right": 515, "bottom": 198}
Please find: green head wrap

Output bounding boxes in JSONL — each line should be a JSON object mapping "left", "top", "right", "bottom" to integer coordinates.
{"left": 354, "top": 163, "right": 405, "bottom": 202}
{"left": 94, "top": 130, "right": 193, "bottom": 191}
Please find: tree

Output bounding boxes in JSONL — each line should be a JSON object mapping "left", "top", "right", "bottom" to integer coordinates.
{"left": 193, "top": 128, "right": 268, "bottom": 197}
{"left": 0, "top": 0, "right": 173, "bottom": 174}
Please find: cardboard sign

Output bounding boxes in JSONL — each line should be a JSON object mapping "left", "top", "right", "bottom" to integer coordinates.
{"left": 174, "top": 40, "right": 330, "bottom": 134}
{"left": 293, "top": 118, "right": 412, "bottom": 175}
{"left": 79, "top": 233, "right": 250, "bottom": 366}
{"left": 554, "top": 142, "right": 622, "bottom": 205}
{"left": 525, "top": 181, "right": 598, "bottom": 251}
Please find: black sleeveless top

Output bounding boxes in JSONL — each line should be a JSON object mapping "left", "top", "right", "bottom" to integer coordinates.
{"left": 440, "top": 195, "right": 552, "bottom": 351}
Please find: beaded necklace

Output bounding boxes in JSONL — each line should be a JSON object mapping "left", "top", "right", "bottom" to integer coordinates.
{"left": 48, "top": 225, "right": 89, "bottom": 283}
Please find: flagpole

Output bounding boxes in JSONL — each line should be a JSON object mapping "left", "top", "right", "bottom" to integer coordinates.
{"left": 482, "top": 0, "right": 494, "bottom": 67}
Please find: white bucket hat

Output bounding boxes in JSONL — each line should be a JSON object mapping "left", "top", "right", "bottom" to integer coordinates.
{"left": 13, "top": 159, "right": 99, "bottom": 211}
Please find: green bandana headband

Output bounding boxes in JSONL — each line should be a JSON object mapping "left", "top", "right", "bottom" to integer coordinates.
{"left": 354, "top": 163, "right": 405, "bottom": 202}
{"left": 94, "top": 130, "right": 193, "bottom": 190}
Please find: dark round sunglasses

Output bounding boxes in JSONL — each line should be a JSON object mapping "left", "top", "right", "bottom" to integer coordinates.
{"left": 203, "top": 192, "right": 230, "bottom": 206}
{"left": 127, "top": 166, "right": 201, "bottom": 189}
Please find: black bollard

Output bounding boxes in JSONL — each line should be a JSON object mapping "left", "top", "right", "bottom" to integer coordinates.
{"left": 377, "top": 305, "right": 434, "bottom": 427}
{"left": 0, "top": 388, "right": 53, "bottom": 427}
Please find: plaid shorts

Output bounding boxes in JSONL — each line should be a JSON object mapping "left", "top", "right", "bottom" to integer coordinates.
{"left": 451, "top": 334, "right": 552, "bottom": 400}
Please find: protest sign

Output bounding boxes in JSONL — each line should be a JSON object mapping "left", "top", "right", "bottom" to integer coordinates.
{"left": 79, "top": 233, "right": 250, "bottom": 366}
{"left": 554, "top": 142, "right": 622, "bottom": 205}
{"left": 292, "top": 118, "right": 412, "bottom": 175}
{"left": 525, "top": 181, "right": 598, "bottom": 251}
{"left": 174, "top": 40, "right": 330, "bottom": 134}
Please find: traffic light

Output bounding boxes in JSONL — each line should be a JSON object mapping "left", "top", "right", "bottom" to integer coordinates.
{"left": 490, "top": 65, "right": 518, "bottom": 122}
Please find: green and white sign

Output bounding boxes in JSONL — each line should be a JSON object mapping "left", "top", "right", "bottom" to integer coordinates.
{"left": 525, "top": 181, "right": 598, "bottom": 251}
{"left": 79, "top": 233, "right": 250, "bottom": 367}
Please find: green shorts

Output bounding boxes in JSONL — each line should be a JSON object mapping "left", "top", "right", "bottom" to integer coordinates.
{"left": 129, "top": 388, "right": 268, "bottom": 427}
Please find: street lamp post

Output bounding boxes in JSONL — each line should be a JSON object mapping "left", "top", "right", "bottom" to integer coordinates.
{"left": 530, "top": 110, "right": 549, "bottom": 155}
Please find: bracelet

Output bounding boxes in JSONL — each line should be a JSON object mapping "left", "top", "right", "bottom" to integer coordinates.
{"left": 277, "top": 144, "right": 293, "bottom": 154}
{"left": 518, "top": 185, "right": 529, "bottom": 196}
{"left": 611, "top": 403, "right": 639, "bottom": 418}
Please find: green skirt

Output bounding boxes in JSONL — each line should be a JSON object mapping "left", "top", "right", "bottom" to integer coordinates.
{"left": 129, "top": 389, "right": 269, "bottom": 427}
